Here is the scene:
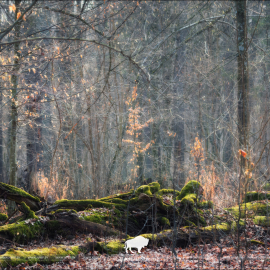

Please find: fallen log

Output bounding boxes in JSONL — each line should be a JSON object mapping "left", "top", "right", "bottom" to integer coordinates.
{"left": 0, "top": 210, "right": 124, "bottom": 245}
{"left": 0, "top": 245, "right": 81, "bottom": 268}
{"left": 0, "top": 182, "right": 40, "bottom": 211}
{"left": 51, "top": 210, "right": 125, "bottom": 237}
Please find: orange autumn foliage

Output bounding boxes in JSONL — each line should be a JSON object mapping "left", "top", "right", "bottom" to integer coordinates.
{"left": 17, "top": 11, "right": 21, "bottom": 19}
{"left": 239, "top": 149, "right": 247, "bottom": 158}
{"left": 9, "top": 4, "right": 16, "bottom": 13}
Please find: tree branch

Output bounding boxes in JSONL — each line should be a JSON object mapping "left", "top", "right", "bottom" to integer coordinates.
{"left": 0, "top": 0, "right": 38, "bottom": 41}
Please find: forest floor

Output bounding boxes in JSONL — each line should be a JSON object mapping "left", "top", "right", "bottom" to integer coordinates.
{"left": 3, "top": 228, "right": 270, "bottom": 270}
{"left": 1, "top": 181, "right": 270, "bottom": 269}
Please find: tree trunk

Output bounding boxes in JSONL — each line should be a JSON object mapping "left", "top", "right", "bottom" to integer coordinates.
{"left": 173, "top": 3, "right": 187, "bottom": 188}
{"left": 0, "top": 89, "right": 3, "bottom": 181}
{"left": 236, "top": 0, "right": 249, "bottom": 166}
{"left": 8, "top": 0, "right": 22, "bottom": 216}
{"left": 25, "top": 94, "right": 42, "bottom": 194}
{"left": 152, "top": 122, "right": 161, "bottom": 184}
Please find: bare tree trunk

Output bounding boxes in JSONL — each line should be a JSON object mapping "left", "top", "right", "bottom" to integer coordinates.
{"left": 8, "top": 0, "right": 22, "bottom": 216}
{"left": 0, "top": 88, "right": 3, "bottom": 181}
{"left": 137, "top": 131, "right": 144, "bottom": 185}
{"left": 25, "top": 94, "right": 42, "bottom": 194}
{"left": 173, "top": 3, "right": 187, "bottom": 188}
{"left": 236, "top": 0, "right": 249, "bottom": 167}
{"left": 152, "top": 122, "right": 161, "bottom": 184}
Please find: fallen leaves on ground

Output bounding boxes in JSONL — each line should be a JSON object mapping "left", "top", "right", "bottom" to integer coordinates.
{"left": 4, "top": 238, "right": 270, "bottom": 270}
{"left": 2, "top": 213, "right": 270, "bottom": 269}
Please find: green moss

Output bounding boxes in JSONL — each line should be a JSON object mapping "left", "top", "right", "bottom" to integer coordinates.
{"left": 231, "top": 219, "right": 245, "bottom": 230}
{"left": 254, "top": 216, "right": 270, "bottom": 226}
{"left": 54, "top": 199, "right": 126, "bottom": 211}
{"left": 180, "top": 194, "right": 197, "bottom": 206}
{"left": 148, "top": 182, "right": 160, "bottom": 193}
{"left": 98, "top": 195, "right": 116, "bottom": 201}
{"left": 187, "top": 214, "right": 206, "bottom": 226}
{"left": 51, "top": 209, "right": 78, "bottom": 214}
{"left": 0, "top": 213, "right": 8, "bottom": 221}
{"left": 141, "top": 233, "right": 157, "bottom": 241}
{"left": 83, "top": 213, "right": 102, "bottom": 224}
{"left": 155, "top": 194, "right": 174, "bottom": 213}
{"left": 245, "top": 191, "right": 270, "bottom": 203}
{"left": 129, "top": 197, "right": 139, "bottom": 205}
{"left": 0, "top": 220, "right": 44, "bottom": 243}
{"left": 160, "top": 217, "right": 170, "bottom": 226}
{"left": 140, "top": 229, "right": 174, "bottom": 245}
{"left": 185, "top": 220, "right": 196, "bottom": 227}
{"left": 0, "top": 245, "right": 79, "bottom": 267}
{"left": 198, "top": 201, "right": 213, "bottom": 209}
{"left": 226, "top": 201, "right": 270, "bottom": 218}
{"left": 249, "top": 239, "right": 264, "bottom": 245}
{"left": 81, "top": 209, "right": 121, "bottom": 229}
{"left": 99, "top": 198, "right": 128, "bottom": 205}
{"left": 21, "top": 202, "right": 38, "bottom": 219}
{"left": 111, "top": 190, "right": 134, "bottom": 199}
{"left": 98, "top": 190, "right": 134, "bottom": 201}
{"left": 203, "top": 223, "right": 231, "bottom": 233}
{"left": 0, "top": 182, "right": 40, "bottom": 202}
{"left": 96, "top": 240, "right": 124, "bottom": 255}
{"left": 135, "top": 185, "right": 152, "bottom": 196}
{"left": 157, "top": 189, "right": 180, "bottom": 197}
{"left": 177, "top": 180, "right": 201, "bottom": 200}
{"left": 199, "top": 215, "right": 207, "bottom": 226}
{"left": 113, "top": 209, "right": 121, "bottom": 217}
{"left": 203, "top": 220, "right": 244, "bottom": 233}
{"left": 106, "top": 240, "right": 124, "bottom": 254}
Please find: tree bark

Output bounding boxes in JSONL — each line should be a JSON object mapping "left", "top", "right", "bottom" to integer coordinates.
{"left": 8, "top": 0, "right": 22, "bottom": 216}
{"left": 0, "top": 88, "right": 3, "bottom": 181}
{"left": 236, "top": 0, "right": 249, "bottom": 166}
{"left": 173, "top": 3, "right": 187, "bottom": 188}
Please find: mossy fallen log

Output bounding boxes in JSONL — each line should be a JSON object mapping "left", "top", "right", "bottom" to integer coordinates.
{"left": 0, "top": 210, "right": 124, "bottom": 244}
{"left": 0, "top": 245, "right": 80, "bottom": 268}
{"left": 18, "top": 202, "right": 38, "bottom": 220}
{"left": 0, "top": 241, "right": 99, "bottom": 268}
{"left": 254, "top": 216, "right": 270, "bottom": 226}
{"left": 53, "top": 199, "right": 127, "bottom": 211}
{"left": 95, "top": 240, "right": 124, "bottom": 255}
{"left": 0, "top": 182, "right": 40, "bottom": 211}
{"left": 0, "top": 218, "right": 45, "bottom": 244}
{"left": 248, "top": 239, "right": 264, "bottom": 246}
{"left": 98, "top": 190, "right": 134, "bottom": 201}
{"left": 226, "top": 201, "right": 270, "bottom": 218}
{"left": 84, "top": 181, "right": 207, "bottom": 233}
{"left": 53, "top": 211, "right": 124, "bottom": 237}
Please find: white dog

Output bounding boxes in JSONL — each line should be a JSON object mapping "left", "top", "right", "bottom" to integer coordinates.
{"left": 125, "top": 236, "right": 149, "bottom": 253}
